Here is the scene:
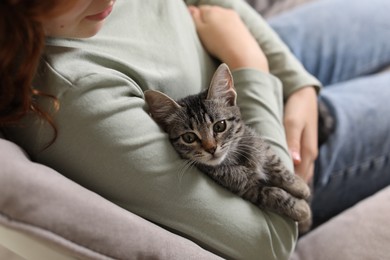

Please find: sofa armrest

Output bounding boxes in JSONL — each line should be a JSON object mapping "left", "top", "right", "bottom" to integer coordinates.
{"left": 0, "top": 137, "right": 221, "bottom": 260}
{"left": 0, "top": 224, "right": 77, "bottom": 260}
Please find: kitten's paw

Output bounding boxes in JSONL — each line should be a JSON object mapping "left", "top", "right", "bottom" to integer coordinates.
{"left": 291, "top": 199, "right": 311, "bottom": 222}
{"left": 298, "top": 215, "right": 313, "bottom": 234}
{"left": 297, "top": 182, "right": 311, "bottom": 199}
{"left": 289, "top": 177, "right": 311, "bottom": 199}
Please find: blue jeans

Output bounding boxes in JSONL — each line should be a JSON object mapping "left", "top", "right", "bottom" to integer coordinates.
{"left": 268, "top": 0, "right": 390, "bottom": 226}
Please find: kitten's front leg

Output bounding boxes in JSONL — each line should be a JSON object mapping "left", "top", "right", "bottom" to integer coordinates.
{"left": 208, "top": 164, "right": 311, "bottom": 223}
{"left": 199, "top": 164, "right": 257, "bottom": 197}
{"left": 264, "top": 150, "right": 310, "bottom": 200}
{"left": 199, "top": 164, "right": 311, "bottom": 224}
{"left": 258, "top": 186, "right": 311, "bottom": 223}
{"left": 263, "top": 151, "right": 313, "bottom": 232}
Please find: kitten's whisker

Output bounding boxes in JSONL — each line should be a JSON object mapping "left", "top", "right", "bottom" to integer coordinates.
{"left": 229, "top": 145, "right": 264, "bottom": 164}
{"left": 178, "top": 160, "right": 191, "bottom": 181}
{"left": 177, "top": 159, "right": 197, "bottom": 185}
{"left": 229, "top": 149, "right": 252, "bottom": 163}
{"left": 235, "top": 143, "right": 264, "bottom": 155}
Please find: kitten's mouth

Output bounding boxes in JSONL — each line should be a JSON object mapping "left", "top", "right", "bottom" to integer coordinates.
{"left": 204, "top": 153, "right": 226, "bottom": 166}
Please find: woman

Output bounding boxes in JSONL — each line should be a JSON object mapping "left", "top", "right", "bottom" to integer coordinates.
{"left": 1, "top": 0, "right": 389, "bottom": 259}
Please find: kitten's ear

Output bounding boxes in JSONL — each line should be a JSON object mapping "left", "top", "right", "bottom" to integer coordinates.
{"left": 144, "top": 90, "right": 181, "bottom": 126}
{"left": 207, "top": 63, "right": 237, "bottom": 106}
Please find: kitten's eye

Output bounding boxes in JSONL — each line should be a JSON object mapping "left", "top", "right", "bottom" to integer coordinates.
{"left": 181, "top": 133, "right": 198, "bottom": 143}
{"left": 213, "top": 120, "right": 227, "bottom": 133}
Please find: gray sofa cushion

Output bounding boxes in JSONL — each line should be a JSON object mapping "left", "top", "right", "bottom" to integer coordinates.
{"left": 0, "top": 137, "right": 221, "bottom": 260}
{"left": 246, "top": 0, "right": 315, "bottom": 17}
{"left": 291, "top": 186, "right": 390, "bottom": 260}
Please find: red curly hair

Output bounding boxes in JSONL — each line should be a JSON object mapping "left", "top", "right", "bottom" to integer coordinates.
{"left": 0, "top": 0, "right": 76, "bottom": 140}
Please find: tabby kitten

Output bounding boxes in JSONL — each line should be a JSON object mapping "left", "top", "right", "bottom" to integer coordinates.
{"left": 144, "top": 64, "right": 311, "bottom": 229}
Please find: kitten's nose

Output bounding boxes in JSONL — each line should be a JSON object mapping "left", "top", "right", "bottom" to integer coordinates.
{"left": 205, "top": 146, "right": 216, "bottom": 155}
{"left": 202, "top": 140, "right": 217, "bottom": 155}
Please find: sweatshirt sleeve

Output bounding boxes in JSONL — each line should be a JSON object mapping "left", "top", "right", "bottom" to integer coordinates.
{"left": 232, "top": 68, "right": 293, "bottom": 171}
{"left": 184, "top": 0, "right": 322, "bottom": 100}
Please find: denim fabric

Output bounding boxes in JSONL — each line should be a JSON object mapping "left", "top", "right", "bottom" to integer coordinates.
{"left": 268, "top": 0, "right": 390, "bottom": 226}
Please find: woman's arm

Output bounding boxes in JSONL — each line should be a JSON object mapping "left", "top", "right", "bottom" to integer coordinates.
{"left": 184, "top": 0, "right": 321, "bottom": 99}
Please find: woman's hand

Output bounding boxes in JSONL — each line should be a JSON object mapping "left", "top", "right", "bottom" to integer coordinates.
{"left": 284, "top": 87, "right": 318, "bottom": 183}
{"left": 188, "top": 5, "right": 269, "bottom": 72}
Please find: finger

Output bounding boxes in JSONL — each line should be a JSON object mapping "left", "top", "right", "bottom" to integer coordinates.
{"left": 284, "top": 117, "right": 303, "bottom": 166}
{"left": 295, "top": 153, "right": 314, "bottom": 183}
{"left": 190, "top": 5, "right": 214, "bottom": 23}
{"left": 307, "top": 163, "right": 314, "bottom": 183}
{"left": 295, "top": 127, "right": 317, "bottom": 182}
{"left": 198, "top": 5, "right": 214, "bottom": 19}
{"left": 295, "top": 162, "right": 314, "bottom": 184}
{"left": 188, "top": 6, "right": 202, "bottom": 26}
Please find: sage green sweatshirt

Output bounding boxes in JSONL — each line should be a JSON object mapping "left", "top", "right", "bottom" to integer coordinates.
{"left": 6, "top": 0, "right": 320, "bottom": 259}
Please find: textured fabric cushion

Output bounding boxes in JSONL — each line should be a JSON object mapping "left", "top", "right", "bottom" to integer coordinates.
{"left": 246, "top": 0, "right": 315, "bottom": 18}
{"left": 0, "top": 137, "right": 221, "bottom": 260}
{"left": 290, "top": 187, "right": 390, "bottom": 260}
